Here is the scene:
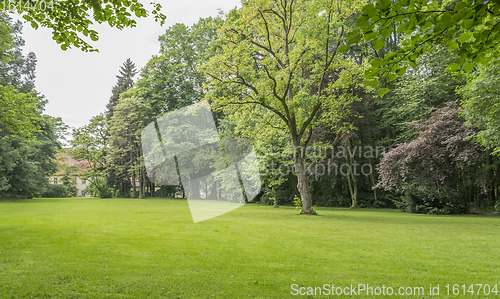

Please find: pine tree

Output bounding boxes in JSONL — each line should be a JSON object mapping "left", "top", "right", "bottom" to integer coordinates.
{"left": 106, "top": 58, "right": 137, "bottom": 120}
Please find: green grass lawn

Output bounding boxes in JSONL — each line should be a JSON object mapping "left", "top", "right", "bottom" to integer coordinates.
{"left": 0, "top": 198, "right": 499, "bottom": 298}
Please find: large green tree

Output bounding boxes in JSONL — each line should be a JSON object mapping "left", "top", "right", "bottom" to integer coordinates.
{"left": 0, "top": 16, "right": 37, "bottom": 93}
{"left": 113, "top": 18, "right": 224, "bottom": 198}
{"left": 202, "top": 0, "right": 365, "bottom": 214}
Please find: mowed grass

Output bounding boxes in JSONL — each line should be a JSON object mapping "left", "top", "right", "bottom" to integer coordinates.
{"left": 0, "top": 198, "right": 499, "bottom": 298}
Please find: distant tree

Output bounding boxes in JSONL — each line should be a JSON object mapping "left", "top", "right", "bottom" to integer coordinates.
{"left": 0, "top": 13, "right": 12, "bottom": 56}
{"left": 113, "top": 18, "right": 223, "bottom": 198}
{"left": 0, "top": 15, "right": 40, "bottom": 140}
{"left": 61, "top": 169, "right": 78, "bottom": 197}
{"left": 108, "top": 97, "right": 151, "bottom": 198}
{"left": 257, "top": 138, "right": 292, "bottom": 208}
{"left": 70, "top": 114, "right": 111, "bottom": 198}
{"left": 0, "top": 16, "right": 37, "bottom": 93}
{"left": 459, "top": 59, "right": 500, "bottom": 206}
{"left": 106, "top": 58, "right": 137, "bottom": 120}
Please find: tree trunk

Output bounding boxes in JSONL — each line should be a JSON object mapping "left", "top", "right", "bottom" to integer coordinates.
{"left": 346, "top": 140, "right": 358, "bottom": 208}
{"left": 187, "top": 180, "right": 200, "bottom": 198}
{"left": 369, "top": 160, "right": 377, "bottom": 202}
{"left": 139, "top": 168, "right": 145, "bottom": 199}
{"left": 209, "top": 181, "right": 217, "bottom": 199}
{"left": 205, "top": 178, "right": 208, "bottom": 200}
{"left": 273, "top": 186, "right": 279, "bottom": 208}
{"left": 468, "top": 183, "right": 474, "bottom": 211}
{"left": 487, "top": 152, "right": 495, "bottom": 205}
{"left": 294, "top": 154, "right": 311, "bottom": 214}
{"left": 386, "top": 126, "right": 393, "bottom": 147}
{"left": 347, "top": 171, "right": 358, "bottom": 208}
{"left": 142, "top": 167, "right": 146, "bottom": 198}
{"left": 132, "top": 171, "right": 136, "bottom": 198}
{"left": 217, "top": 181, "right": 221, "bottom": 199}
{"left": 284, "top": 13, "right": 313, "bottom": 214}
{"left": 151, "top": 181, "right": 155, "bottom": 197}
{"left": 496, "top": 185, "right": 500, "bottom": 201}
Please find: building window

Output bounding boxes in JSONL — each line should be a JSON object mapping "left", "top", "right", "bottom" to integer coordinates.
{"left": 81, "top": 179, "right": 86, "bottom": 185}
{"left": 53, "top": 178, "right": 58, "bottom": 184}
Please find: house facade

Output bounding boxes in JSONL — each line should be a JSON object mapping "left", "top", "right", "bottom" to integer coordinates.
{"left": 49, "top": 148, "right": 91, "bottom": 197}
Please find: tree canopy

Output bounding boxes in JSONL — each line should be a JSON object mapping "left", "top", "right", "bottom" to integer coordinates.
{"left": 106, "top": 58, "right": 137, "bottom": 120}
{"left": 460, "top": 58, "right": 500, "bottom": 155}
{"left": 351, "top": 0, "right": 500, "bottom": 94}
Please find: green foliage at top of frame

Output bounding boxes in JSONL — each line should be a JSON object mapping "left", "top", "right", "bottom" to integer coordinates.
{"left": 0, "top": 0, "right": 166, "bottom": 52}
{"left": 351, "top": 0, "right": 500, "bottom": 95}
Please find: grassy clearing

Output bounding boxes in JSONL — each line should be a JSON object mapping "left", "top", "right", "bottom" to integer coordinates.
{"left": 0, "top": 198, "right": 499, "bottom": 298}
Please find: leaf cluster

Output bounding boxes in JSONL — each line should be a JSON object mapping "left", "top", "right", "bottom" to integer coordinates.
{"left": 351, "top": 0, "right": 500, "bottom": 95}
{"left": 2, "top": 0, "right": 166, "bottom": 52}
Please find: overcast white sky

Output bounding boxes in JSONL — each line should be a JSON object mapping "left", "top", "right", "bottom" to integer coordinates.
{"left": 15, "top": 0, "right": 240, "bottom": 131}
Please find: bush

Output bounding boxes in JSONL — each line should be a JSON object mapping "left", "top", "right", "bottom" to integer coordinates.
{"left": 357, "top": 192, "right": 394, "bottom": 209}
{"left": 392, "top": 193, "right": 468, "bottom": 215}
{"left": 81, "top": 177, "right": 113, "bottom": 198}
{"left": 157, "top": 185, "right": 182, "bottom": 198}
{"left": 293, "top": 195, "right": 302, "bottom": 211}
{"left": 41, "top": 184, "right": 69, "bottom": 198}
{"left": 99, "top": 188, "right": 113, "bottom": 198}
{"left": 308, "top": 205, "right": 318, "bottom": 215}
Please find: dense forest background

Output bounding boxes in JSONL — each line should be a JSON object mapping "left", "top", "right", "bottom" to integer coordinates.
{"left": 1, "top": 0, "right": 500, "bottom": 215}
